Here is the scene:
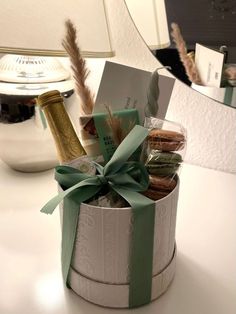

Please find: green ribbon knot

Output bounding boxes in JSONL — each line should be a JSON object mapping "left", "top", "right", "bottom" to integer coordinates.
{"left": 41, "top": 125, "right": 156, "bottom": 308}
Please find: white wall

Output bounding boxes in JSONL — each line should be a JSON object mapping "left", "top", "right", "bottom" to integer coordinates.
{"left": 103, "top": 0, "right": 236, "bottom": 174}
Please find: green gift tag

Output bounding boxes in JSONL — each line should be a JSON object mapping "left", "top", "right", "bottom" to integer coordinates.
{"left": 93, "top": 108, "right": 140, "bottom": 162}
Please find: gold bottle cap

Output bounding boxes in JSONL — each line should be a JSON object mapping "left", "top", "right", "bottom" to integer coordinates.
{"left": 38, "top": 90, "right": 64, "bottom": 108}
{"left": 187, "top": 51, "right": 195, "bottom": 61}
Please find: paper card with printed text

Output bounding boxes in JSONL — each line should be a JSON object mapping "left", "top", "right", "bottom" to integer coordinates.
{"left": 195, "top": 43, "right": 225, "bottom": 87}
{"left": 94, "top": 61, "right": 175, "bottom": 122}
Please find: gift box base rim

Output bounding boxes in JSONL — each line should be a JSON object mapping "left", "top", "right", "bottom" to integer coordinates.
{"left": 68, "top": 246, "right": 177, "bottom": 308}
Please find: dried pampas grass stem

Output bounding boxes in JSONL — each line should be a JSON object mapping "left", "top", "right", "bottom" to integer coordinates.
{"left": 62, "top": 19, "right": 94, "bottom": 115}
{"left": 105, "top": 105, "right": 123, "bottom": 146}
{"left": 171, "top": 23, "right": 202, "bottom": 85}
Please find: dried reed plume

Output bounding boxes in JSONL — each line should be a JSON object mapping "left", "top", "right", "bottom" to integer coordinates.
{"left": 105, "top": 105, "right": 123, "bottom": 146}
{"left": 225, "top": 66, "right": 236, "bottom": 80}
{"left": 62, "top": 19, "right": 94, "bottom": 115}
{"left": 170, "top": 23, "right": 202, "bottom": 85}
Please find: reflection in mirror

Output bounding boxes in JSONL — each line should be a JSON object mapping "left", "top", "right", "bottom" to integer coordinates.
{"left": 125, "top": 0, "right": 236, "bottom": 108}
{"left": 125, "top": 0, "right": 170, "bottom": 49}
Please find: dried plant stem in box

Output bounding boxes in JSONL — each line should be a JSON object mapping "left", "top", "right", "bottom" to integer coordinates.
{"left": 62, "top": 19, "right": 94, "bottom": 115}
{"left": 105, "top": 105, "right": 123, "bottom": 146}
{"left": 171, "top": 23, "right": 202, "bottom": 85}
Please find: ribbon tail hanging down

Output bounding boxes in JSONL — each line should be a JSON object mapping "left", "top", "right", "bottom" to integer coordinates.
{"left": 113, "top": 186, "right": 155, "bottom": 308}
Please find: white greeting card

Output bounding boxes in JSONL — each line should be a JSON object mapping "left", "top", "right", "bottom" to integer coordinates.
{"left": 94, "top": 61, "right": 175, "bottom": 122}
{"left": 195, "top": 43, "right": 225, "bottom": 87}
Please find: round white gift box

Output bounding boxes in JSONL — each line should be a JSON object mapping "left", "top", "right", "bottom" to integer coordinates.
{"left": 67, "top": 179, "right": 179, "bottom": 308}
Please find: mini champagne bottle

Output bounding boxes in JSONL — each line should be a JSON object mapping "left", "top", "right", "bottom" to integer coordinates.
{"left": 37, "top": 90, "right": 94, "bottom": 173}
{"left": 38, "top": 90, "right": 125, "bottom": 207}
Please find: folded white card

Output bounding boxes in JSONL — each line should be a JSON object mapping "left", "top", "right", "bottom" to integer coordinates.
{"left": 195, "top": 43, "right": 225, "bottom": 87}
{"left": 94, "top": 61, "right": 175, "bottom": 122}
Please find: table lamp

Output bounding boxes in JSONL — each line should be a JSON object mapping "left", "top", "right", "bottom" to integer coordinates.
{"left": 0, "top": 0, "right": 114, "bottom": 172}
{"left": 0, "top": 0, "right": 114, "bottom": 86}
{"left": 125, "top": 0, "right": 170, "bottom": 50}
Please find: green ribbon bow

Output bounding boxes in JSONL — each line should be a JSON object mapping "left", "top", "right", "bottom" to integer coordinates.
{"left": 41, "top": 125, "right": 155, "bottom": 308}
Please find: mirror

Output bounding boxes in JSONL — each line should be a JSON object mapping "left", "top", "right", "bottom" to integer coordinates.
{"left": 125, "top": 0, "right": 236, "bottom": 108}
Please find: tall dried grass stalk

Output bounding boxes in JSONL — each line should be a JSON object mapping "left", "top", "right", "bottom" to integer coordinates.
{"left": 105, "top": 105, "right": 123, "bottom": 146}
{"left": 171, "top": 23, "right": 202, "bottom": 85}
{"left": 62, "top": 19, "right": 94, "bottom": 115}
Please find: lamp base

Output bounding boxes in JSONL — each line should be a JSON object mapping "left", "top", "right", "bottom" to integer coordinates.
{"left": 0, "top": 54, "right": 70, "bottom": 83}
{"left": 0, "top": 93, "right": 74, "bottom": 172}
{"left": 0, "top": 117, "right": 58, "bottom": 172}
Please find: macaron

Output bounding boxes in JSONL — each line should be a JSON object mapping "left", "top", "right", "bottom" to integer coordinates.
{"left": 145, "top": 151, "right": 182, "bottom": 176}
{"left": 146, "top": 151, "right": 183, "bottom": 165}
{"left": 148, "top": 129, "right": 185, "bottom": 151}
{"left": 142, "top": 188, "right": 169, "bottom": 201}
{"left": 149, "top": 174, "right": 177, "bottom": 191}
{"left": 146, "top": 164, "right": 179, "bottom": 176}
{"left": 142, "top": 175, "right": 177, "bottom": 201}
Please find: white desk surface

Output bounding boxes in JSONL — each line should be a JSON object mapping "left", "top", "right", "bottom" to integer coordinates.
{"left": 0, "top": 161, "right": 235, "bottom": 314}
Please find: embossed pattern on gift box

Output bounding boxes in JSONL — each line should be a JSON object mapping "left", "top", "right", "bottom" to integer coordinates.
{"left": 71, "top": 180, "right": 179, "bottom": 285}
{"left": 69, "top": 247, "right": 176, "bottom": 308}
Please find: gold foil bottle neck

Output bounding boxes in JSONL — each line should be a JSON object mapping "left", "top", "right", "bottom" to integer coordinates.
{"left": 37, "top": 90, "right": 86, "bottom": 163}
{"left": 38, "top": 90, "right": 63, "bottom": 108}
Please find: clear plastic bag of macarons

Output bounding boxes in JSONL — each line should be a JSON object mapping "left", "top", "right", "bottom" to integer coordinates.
{"left": 141, "top": 117, "right": 187, "bottom": 201}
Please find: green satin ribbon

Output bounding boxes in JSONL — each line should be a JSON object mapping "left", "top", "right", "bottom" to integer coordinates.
{"left": 41, "top": 125, "right": 155, "bottom": 308}
{"left": 224, "top": 86, "right": 233, "bottom": 106}
{"left": 38, "top": 106, "right": 47, "bottom": 129}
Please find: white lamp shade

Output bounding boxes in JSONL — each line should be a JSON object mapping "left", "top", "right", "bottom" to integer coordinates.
{"left": 0, "top": 0, "right": 114, "bottom": 57}
{"left": 125, "top": 0, "right": 170, "bottom": 49}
